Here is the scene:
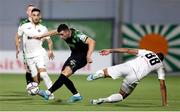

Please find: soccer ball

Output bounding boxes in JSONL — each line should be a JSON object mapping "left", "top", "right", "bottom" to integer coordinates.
{"left": 26, "top": 82, "right": 39, "bottom": 95}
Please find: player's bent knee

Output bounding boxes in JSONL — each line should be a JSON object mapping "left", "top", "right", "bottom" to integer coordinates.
{"left": 61, "top": 66, "right": 73, "bottom": 77}
{"left": 121, "top": 80, "right": 139, "bottom": 95}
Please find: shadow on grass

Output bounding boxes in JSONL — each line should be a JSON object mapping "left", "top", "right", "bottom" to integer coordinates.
{"left": 113, "top": 102, "right": 159, "bottom": 108}
{"left": 47, "top": 99, "right": 76, "bottom": 105}
{"left": 85, "top": 102, "right": 159, "bottom": 108}
{"left": 0, "top": 97, "right": 33, "bottom": 101}
{"left": 0, "top": 91, "right": 33, "bottom": 102}
{"left": 0, "top": 91, "right": 26, "bottom": 97}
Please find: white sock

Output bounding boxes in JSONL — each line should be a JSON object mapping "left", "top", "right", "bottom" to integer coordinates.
{"left": 102, "top": 94, "right": 123, "bottom": 103}
{"left": 40, "top": 72, "right": 53, "bottom": 89}
{"left": 73, "top": 93, "right": 80, "bottom": 97}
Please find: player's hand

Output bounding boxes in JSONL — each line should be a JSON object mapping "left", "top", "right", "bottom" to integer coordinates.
{"left": 16, "top": 49, "right": 20, "bottom": 59}
{"left": 87, "top": 57, "right": 93, "bottom": 63}
{"left": 99, "top": 49, "right": 111, "bottom": 56}
{"left": 48, "top": 50, "right": 54, "bottom": 60}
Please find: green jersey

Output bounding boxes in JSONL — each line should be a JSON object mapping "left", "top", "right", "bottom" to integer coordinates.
{"left": 65, "top": 28, "right": 89, "bottom": 55}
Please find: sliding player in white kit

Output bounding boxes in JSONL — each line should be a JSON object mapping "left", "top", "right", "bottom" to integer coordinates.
{"left": 16, "top": 8, "right": 55, "bottom": 99}
{"left": 87, "top": 48, "right": 168, "bottom": 106}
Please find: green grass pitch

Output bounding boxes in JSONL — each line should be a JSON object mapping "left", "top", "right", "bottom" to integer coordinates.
{"left": 0, "top": 74, "right": 180, "bottom": 111}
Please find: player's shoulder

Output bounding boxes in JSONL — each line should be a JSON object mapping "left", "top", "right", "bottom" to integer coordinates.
{"left": 38, "top": 23, "right": 48, "bottom": 30}
{"left": 72, "top": 28, "right": 85, "bottom": 36}
{"left": 19, "top": 19, "right": 30, "bottom": 26}
{"left": 139, "top": 49, "right": 151, "bottom": 52}
{"left": 136, "top": 49, "right": 154, "bottom": 56}
{"left": 70, "top": 28, "right": 78, "bottom": 36}
{"left": 139, "top": 49, "right": 154, "bottom": 54}
{"left": 20, "top": 22, "right": 32, "bottom": 29}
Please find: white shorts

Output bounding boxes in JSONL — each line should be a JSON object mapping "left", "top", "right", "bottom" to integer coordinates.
{"left": 26, "top": 54, "right": 48, "bottom": 77}
{"left": 107, "top": 62, "right": 140, "bottom": 94}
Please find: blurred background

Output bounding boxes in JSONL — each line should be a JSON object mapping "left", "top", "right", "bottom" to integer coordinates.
{"left": 0, "top": 0, "right": 180, "bottom": 74}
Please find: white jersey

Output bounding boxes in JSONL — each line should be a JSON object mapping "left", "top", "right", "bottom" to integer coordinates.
{"left": 128, "top": 49, "right": 165, "bottom": 80}
{"left": 18, "top": 22, "right": 50, "bottom": 58}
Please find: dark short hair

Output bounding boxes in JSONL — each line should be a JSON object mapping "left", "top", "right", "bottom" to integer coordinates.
{"left": 57, "top": 24, "right": 69, "bottom": 33}
{"left": 31, "top": 8, "right": 41, "bottom": 13}
{"left": 156, "top": 52, "right": 164, "bottom": 61}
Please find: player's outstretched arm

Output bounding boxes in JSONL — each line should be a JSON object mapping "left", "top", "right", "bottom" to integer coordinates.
{"left": 33, "top": 30, "right": 58, "bottom": 39}
{"left": 159, "top": 79, "right": 168, "bottom": 106}
{"left": 99, "top": 48, "right": 138, "bottom": 56}
{"left": 85, "top": 37, "right": 96, "bottom": 63}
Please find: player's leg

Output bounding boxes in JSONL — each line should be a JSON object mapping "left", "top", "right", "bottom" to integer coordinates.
{"left": 25, "top": 72, "right": 33, "bottom": 84}
{"left": 87, "top": 62, "right": 130, "bottom": 81}
{"left": 40, "top": 69, "right": 71, "bottom": 100}
{"left": 26, "top": 56, "right": 54, "bottom": 99}
{"left": 91, "top": 93, "right": 123, "bottom": 104}
{"left": 43, "top": 66, "right": 82, "bottom": 102}
{"left": 91, "top": 80, "right": 138, "bottom": 105}
{"left": 91, "top": 82, "right": 126, "bottom": 104}
{"left": 36, "top": 55, "right": 55, "bottom": 100}
{"left": 30, "top": 67, "right": 40, "bottom": 83}
{"left": 26, "top": 57, "right": 43, "bottom": 97}
{"left": 48, "top": 56, "right": 87, "bottom": 102}
{"left": 24, "top": 61, "right": 33, "bottom": 84}
{"left": 34, "top": 54, "right": 52, "bottom": 87}
{"left": 87, "top": 68, "right": 111, "bottom": 81}
{"left": 64, "top": 55, "right": 88, "bottom": 102}
{"left": 119, "top": 79, "right": 139, "bottom": 99}
{"left": 26, "top": 57, "right": 40, "bottom": 83}
{"left": 38, "top": 68, "right": 54, "bottom": 99}
{"left": 91, "top": 63, "right": 139, "bottom": 104}
{"left": 39, "top": 69, "right": 52, "bottom": 89}
{"left": 62, "top": 66, "right": 83, "bottom": 102}
{"left": 46, "top": 57, "right": 74, "bottom": 94}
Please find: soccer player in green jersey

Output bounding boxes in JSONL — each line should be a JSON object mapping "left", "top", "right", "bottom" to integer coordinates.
{"left": 37, "top": 24, "right": 96, "bottom": 102}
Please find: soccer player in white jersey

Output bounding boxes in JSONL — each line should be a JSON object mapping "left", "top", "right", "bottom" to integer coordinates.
{"left": 15, "top": 4, "right": 35, "bottom": 85}
{"left": 16, "top": 8, "right": 55, "bottom": 99}
{"left": 87, "top": 48, "right": 168, "bottom": 106}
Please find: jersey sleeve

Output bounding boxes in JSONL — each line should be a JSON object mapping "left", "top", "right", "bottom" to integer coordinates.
{"left": 136, "top": 49, "right": 154, "bottom": 57}
{"left": 157, "top": 66, "right": 165, "bottom": 80}
{"left": 77, "top": 31, "right": 88, "bottom": 43}
{"left": 17, "top": 25, "right": 23, "bottom": 37}
{"left": 136, "top": 49, "right": 146, "bottom": 56}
